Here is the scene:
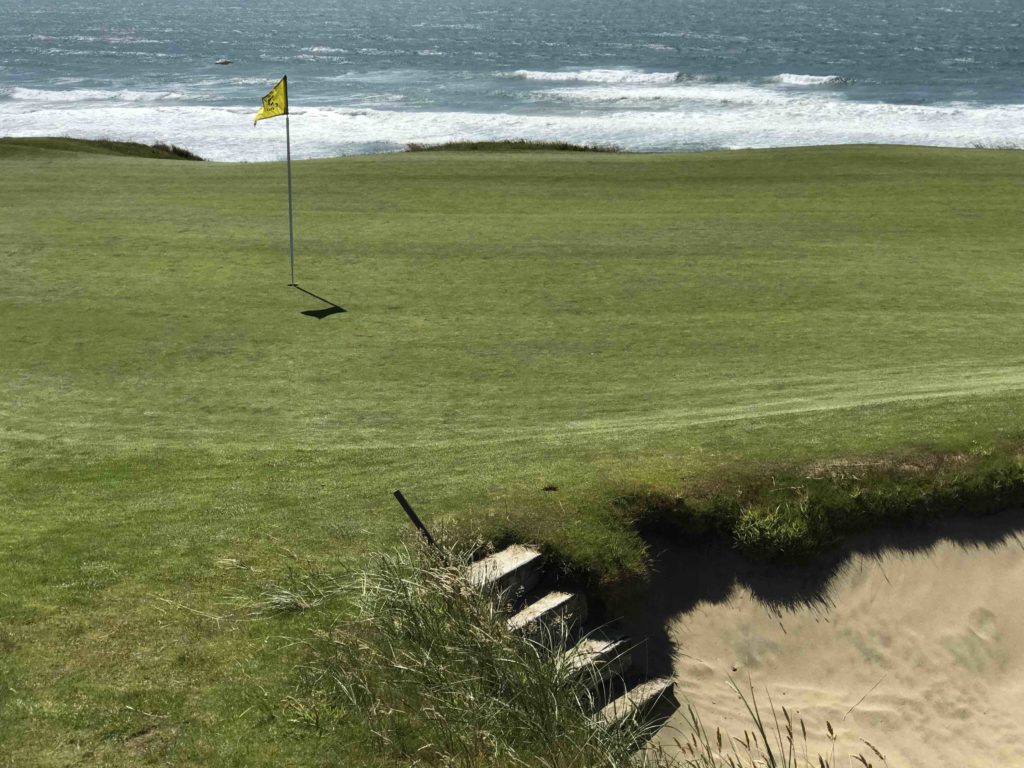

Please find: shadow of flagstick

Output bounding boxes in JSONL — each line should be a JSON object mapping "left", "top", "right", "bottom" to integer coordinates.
{"left": 293, "top": 284, "right": 346, "bottom": 318}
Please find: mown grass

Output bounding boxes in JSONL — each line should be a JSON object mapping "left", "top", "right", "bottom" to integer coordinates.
{"left": 3, "top": 138, "right": 1024, "bottom": 764}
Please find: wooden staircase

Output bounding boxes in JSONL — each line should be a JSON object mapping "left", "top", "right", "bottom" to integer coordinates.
{"left": 467, "top": 544, "right": 678, "bottom": 734}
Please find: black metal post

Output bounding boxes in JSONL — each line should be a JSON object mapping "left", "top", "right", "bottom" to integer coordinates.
{"left": 393, "top": 489, "right": 436, "bottom": 546}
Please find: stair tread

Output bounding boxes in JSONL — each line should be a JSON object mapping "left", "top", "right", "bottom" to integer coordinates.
{"left": 564, "top": 636, "right": 632, "bottom": 688}
{"left": 600, "top": 677, "right": 676, "bottom": 725}
{"left": 466, "top": 545, "right": 542, "bottom": 592}
{"left": 565, "top": 637, "right": 629, "bottom": 672}
{"left": 508, "top": 590, "right": 586, "bottom": 632}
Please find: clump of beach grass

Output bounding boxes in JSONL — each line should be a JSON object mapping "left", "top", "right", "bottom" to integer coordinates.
{"left": 78, "top": 136, "right": 206, "bottom": 160}
{"left": 670, "top": 680, "right": 886, "bottom": 768}
{"left": 148, "top": 141, "right": 205, "bottom": 160}
{"left": 278, "top": 543, "right": 669, "bottom": 767}
{"left": 970, "top": 141, "right": 1023, "bottom": 150}
{"left": 251, "top": 566, "right": 345, "bottom": 614}
{"left": 406, "top": 138, "right": 621, "bottom": 152}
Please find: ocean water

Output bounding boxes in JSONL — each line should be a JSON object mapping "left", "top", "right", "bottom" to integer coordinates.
{"left": 1, "top": 0, "right": 1022, "bottom": 161}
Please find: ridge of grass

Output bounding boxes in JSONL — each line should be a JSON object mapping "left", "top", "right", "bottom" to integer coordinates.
{"left": 406, "top": 138, "right": 621, "bottom": 152}
{"left": 621, "top": 443, "right": 1024, "bottom": 559}
{"left": 0, "top": 136, "right": 204, "bottom": 160}
{"left": 487, "top": 441, "right": 1024, "bottom": 608}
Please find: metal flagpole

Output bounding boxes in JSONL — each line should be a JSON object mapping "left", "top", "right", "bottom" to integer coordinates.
{"left": 286, "top": 109, "right": 295, "bottom": 286}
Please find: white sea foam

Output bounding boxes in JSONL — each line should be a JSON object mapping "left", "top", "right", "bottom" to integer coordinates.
{"left": 296, "top": 53, "right": 351, "bottom": 63}
{"left": 412, "top": 22, "right": 481, "bottom": 30}
{"left": 358, "top": 48, "right": 404, "bottom": 56}
{"left": 535, "top": 83, "right": 796, "bottom": 107}
{"left": 1, "top": 87, "right": 186, "bottom": 103}
{"left": 771, "top": 73, "right": 847, "bottom": 86}
{"left": 301, "top": 46, "right": 349, "bottom": 54}
{"left": 37, "top": 48, "right": 176, "bottom": 59}
{"left": 37, "top": 33, "right": 164, "bottom": 44}
{"left": 103, "top": 36, "right": 167, "bottom": 44}
{"left": 5, "top": 96, "right": 1024, "bottom": 163}
{"left": 502, "top": 68, "right": 680, "bottom": 84}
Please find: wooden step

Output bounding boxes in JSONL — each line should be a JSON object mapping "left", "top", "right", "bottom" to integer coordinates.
{"left": 508, "top": 591, "right": 587, "bottom": 634}
{"left": 600, "top": 677, "right": 677, "bottom": 727}
{"left": 563, "top": 636, "right": 632, "bottom": 689}
{"left": 466, "top": 545, "right": 543, "bottom": 595}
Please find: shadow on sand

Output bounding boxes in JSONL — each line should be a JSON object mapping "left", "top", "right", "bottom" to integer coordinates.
{"left": 294, "top": 284, "right": 346, "bottom": 319}
{"left": 620, "top": 508, "right": 1024, "bottom": 679}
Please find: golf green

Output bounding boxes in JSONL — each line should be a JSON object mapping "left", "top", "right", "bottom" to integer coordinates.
{"left": 3, "top": 138, "right": 1024, "bottom": 764}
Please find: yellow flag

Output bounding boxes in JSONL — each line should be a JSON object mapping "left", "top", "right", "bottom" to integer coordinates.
{"left": 254, "top": 76, "right": 288, "bottom": 125}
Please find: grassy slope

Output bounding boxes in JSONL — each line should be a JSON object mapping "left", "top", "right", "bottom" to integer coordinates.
{"left": 3, "top": 139, "right": 1024, "bottom": 765}
{"left": 0, "top": 137, "right": 204, "bottom": 160}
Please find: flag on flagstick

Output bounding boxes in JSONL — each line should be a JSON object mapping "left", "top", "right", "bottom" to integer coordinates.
{"left": 254, "top": 76, "right": 296, "bottom": 286}
{"left": 254, "top": 76, "right": 288, "bottom": 125}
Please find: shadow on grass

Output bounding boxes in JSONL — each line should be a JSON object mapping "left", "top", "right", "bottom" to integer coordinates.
{"left": 294, "top": 284, "right": 346, "bottom": 319}
{"left": 621, "top": 507, "right": 1024, "bottom": 679}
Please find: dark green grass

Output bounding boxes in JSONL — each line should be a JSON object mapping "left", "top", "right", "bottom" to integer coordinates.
{"left": 0, "top": 136, "right": 204, "bottom": 160}
{"left": 615, "top": 446, "right": 1024, "bottom": 561}
{"left": 4, "top": 138, "right": 1024, "bottom": 764}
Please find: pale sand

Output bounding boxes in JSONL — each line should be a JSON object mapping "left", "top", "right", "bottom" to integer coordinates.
{"left": 640, "top": 514, "right": 1024, "bottom": 767}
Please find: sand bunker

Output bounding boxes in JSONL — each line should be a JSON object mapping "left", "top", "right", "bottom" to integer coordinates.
{"left": 649, "top": 515, "right": 1024, "bottom": 766}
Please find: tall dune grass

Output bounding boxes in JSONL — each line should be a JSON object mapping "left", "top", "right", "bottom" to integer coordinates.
{"left": 276, "top": 543, "right": 667, "bottom": 766}
{"left": 670, "top": 681, "right": 886, "bottom": 768}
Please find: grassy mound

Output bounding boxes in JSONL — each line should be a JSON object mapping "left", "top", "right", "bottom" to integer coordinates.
{"left": 3, "top": 139, "right": 1024, "bottom": 764}
{"left": 0, "top": 136, "right": 204, "bottom": 160}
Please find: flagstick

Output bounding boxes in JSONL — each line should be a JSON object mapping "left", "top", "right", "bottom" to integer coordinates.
{"left": 286, "top": 112, "right": 296, "bottom": 286}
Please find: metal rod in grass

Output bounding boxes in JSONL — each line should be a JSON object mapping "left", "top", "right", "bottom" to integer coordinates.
{"left": 393, "top": 489, "right": 436, "bottom": 545}
{"left": 392, "top": 489, "right": 452, "bottom": 566}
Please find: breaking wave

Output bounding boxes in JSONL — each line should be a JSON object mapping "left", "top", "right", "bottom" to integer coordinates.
{"left": 6, "top": 98, "right": 1024, "bottom": 162}
{"left": 771, "top": 73, "right": 849, "bottom": 86}
{"left": 1, "top": 87, "right": 186, "bottom": 103}
{"left": 502, "top": 68, "right": 681, "bottom": 84}
{"left": 534, "top": 83, "right": 796, "bottom": 107}
{"left": 301, "top": 46, "right": 349, "bottom": 54}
